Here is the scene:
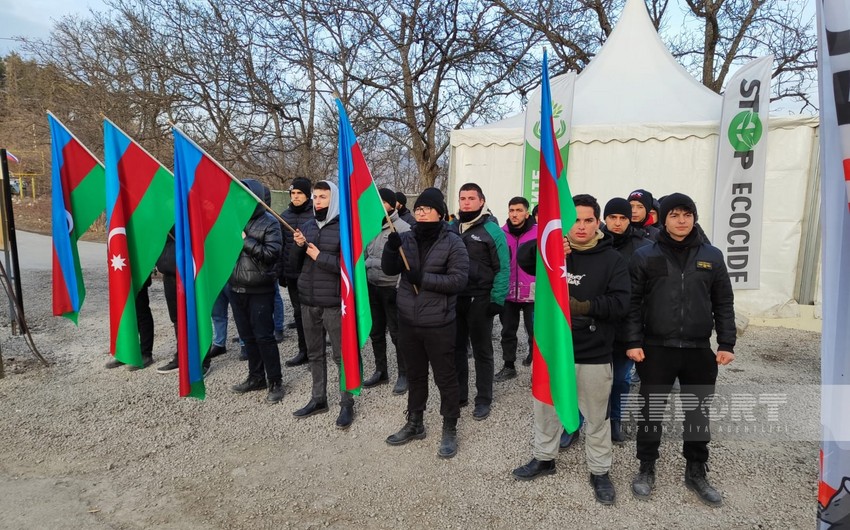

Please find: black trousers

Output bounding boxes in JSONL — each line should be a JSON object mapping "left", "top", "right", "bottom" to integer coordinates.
{"left": 162, "top": 274, "right": 178, "bottom": 325}
{"left": 635, "top": 345, "right": 718, "bottom": 463}
{"left": 401, "top": 322, "right": 460, "bottom": 419}
{"left": 499, "top": 301, "right": 533, "bottom": 363}
{"left": 136, "top": 276, "right": 154, "bottom": 356}
{"left": 287, "top": 280, "right": 307, "bottom": 354}
{"left": 230, "top": 290, "right": 282, "bottom": 383}
{"left": 454, "top": 295, "right": 494, "bottom": 406}
{"left": 368, "top": 283, "right": 405, "bottom": 375}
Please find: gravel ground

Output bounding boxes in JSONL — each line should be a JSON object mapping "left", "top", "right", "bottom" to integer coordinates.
{"left": 0, "top": 238, "right": 819, "bottom": 529}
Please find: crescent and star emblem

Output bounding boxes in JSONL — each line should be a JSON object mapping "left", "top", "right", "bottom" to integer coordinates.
{"left": 539, "top": 219, "right": 562, "bottom": 272}
{"left": 107, "top": 227, "right": 126, "bottom": 250}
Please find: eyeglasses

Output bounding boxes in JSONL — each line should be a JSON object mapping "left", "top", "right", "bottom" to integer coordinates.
{"left": 414, "top": 206, "right": 433, "bottom": 215}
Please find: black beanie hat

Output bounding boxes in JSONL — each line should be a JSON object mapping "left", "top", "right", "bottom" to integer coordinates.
{"left": 395, "top": 191, "right": 408, "bottom": 207}
{"left": 414, "top": 187, "right": 446, "bottom": 217}
{"left": 379, "top": 187, "right": 396, "bottom": 207}
{"left": 659, "top": 192, "right": 698, "bottom": 223}
{"left": 289, "top": 177, "right": 311, "bottom": 197}
{"left": 603, "top": 198, "right": 632, "bottom": 219}
{"left": 628, "top": 189, "right": 654, "bottom": 214}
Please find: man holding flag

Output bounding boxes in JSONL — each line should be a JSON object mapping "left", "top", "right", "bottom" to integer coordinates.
{"left": 291, "top": 180, "right": 355, "bottom": 428}
{"left": 512, "top": 194, "right": 629, "bottom": 506}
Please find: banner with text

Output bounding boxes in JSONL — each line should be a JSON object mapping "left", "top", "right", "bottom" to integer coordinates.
{"left": 712, "top": 55, "right": 772, "bottom": 290}
{"left": 522, "top": 73, "right": 576, "bottom": 205}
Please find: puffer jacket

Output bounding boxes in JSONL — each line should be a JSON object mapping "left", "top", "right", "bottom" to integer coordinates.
{"left": 292, "top": 216, "right": 341, "bottom": 308}
{"left": 278, "top": 199, "right": 314, "bottom": 281}
{"left": 502, "top": 219, "right": 537, "bottom": 303}
{"left": 625, "top": 232, "right": 736, "bottom": 352}
{"left": 229, "top": 180, "right": 283, "bottom": 294}
{"left": 450, "top": 213, "right": 509, "bottom": 304}
{"left": 381, "top": 222, "right": 469, "bottom": 327}
{"left": 365, "top": 211, "right": 411, "bottom": 287}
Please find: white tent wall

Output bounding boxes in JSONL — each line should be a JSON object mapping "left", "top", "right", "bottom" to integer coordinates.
{"left": 448, "top": 116, "right": 820, "bottom": 317}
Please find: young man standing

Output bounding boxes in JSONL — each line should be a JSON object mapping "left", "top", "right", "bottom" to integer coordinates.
{"left": 291, "top": 180, "right": 356, "bottom": 429}
{"left": 451, "top": 183, "right": 509, "bottom": 421}
{"left": 628, "top": 189, "right": 660, "bottom": 240}
{"left": 495, "top": 197, "right": 536, "bottom": 382}
{"left": 279, "top": 177, "right": 314, "bottom": 367}
{"left": 512, "top": 194, "right": 629, "bottom": 506}
{"left": 382, "top": 188, "right": 469, "bottom": 458}
{"left": 363, "top": 187, "right": 411, "bottom": 393}
{"left": 626, "top": 193, "right": 736, "bottom": 506}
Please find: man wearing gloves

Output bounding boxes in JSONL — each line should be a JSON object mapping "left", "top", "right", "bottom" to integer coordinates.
{"left": 382, "top": 188, "right": 469, "bottom": 458}
{"left": 362, "top": 187, "right": 411, "bottom": 394}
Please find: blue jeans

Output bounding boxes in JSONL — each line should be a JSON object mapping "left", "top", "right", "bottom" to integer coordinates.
{"left": 273, "top": 287, "right": 284, "bottom": 332}
{"left": 610, "top": 342, "right": 634, "bottom": 421}
{"left": 212, "top": 284, "right": 232, "bottom": 347}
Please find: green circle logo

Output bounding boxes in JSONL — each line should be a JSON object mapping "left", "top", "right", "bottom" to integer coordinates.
{"left": 727, "top": 111, "right": 763, "bottom": 151}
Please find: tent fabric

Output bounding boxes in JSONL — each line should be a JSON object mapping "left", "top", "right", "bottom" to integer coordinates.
{"left": 447, "top": 0, "right": 821, "bottom": 317}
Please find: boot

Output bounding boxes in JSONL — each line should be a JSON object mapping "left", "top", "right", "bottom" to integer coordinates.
{"left": 336, "top": 404, "right": 355, "bottom": 429}
{"left": 266, "top": 380, "right": 285, "bottom": 403}
{"left": 631, "top": 460, "right": 656, "bottom": 499}
{"left": 362, "top": 370, "right": 389, "bottom": 388}
{"left": 386, "top": 411, "right": 426, "bottom": 445}
{"left": 437, "top": 417, "right": 458, "bottom": 459}
{"left": 611, "top": 419, "right": 625, "bottom": 443}
{"left": 392, "top": 374, "right": 408, "bottom": 395}
{"left": 231, "top": 377, "right": 267, "bottom": 394}
{"left": 684, "top": 461, "right": 722, "bottom": 506}
{"left": 285, "top": 349, "right": 307, "bottom": 367}
{"left": 494, "top": 364, "right": 517, "bottom": 382}
{"left": 512, "top": 458, "right": 555, "bottom": 481}
{"left": 590, "top": 472, "right": 616, "bottom": 505}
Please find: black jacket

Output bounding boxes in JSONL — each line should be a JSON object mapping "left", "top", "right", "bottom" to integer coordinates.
{"left": 603, "top": 225, "right": 651, "bottom": 343}
{"left": 450, "top": 213, "right": 509, "bottom": 303}
{"left": 278, "top": 199, "right": 314, "bottom": 281}
{"left": 156, "top": 230, "right": 176, "bottom": 277}
{"left": 229, "top": 209, "right": 283, "bottom": 294}
{"left": 292, "top": 216, "right": 341, "bottom": 308}
{"left": 625, "top": 231, "right": 736, "bottom": 352}
{"left": 564, "top": 234, "right": 631, "bottom": 364}
{"left": 381, "top": 222, "right": 469, "bottom": 328}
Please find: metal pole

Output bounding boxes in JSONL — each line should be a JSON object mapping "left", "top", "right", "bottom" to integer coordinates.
{"left": 0, "top": 150, "right": 14, "bottom": 333}
{"left": 0, "top": 150, "right": 25, "bottom": 334}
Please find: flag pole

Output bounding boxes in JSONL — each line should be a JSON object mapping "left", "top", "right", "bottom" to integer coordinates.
{"left": 373, "top": 180, "right": 418, "bottom": 294}
{"left": 170, "top": 123, "right": 296, "bottom": 233}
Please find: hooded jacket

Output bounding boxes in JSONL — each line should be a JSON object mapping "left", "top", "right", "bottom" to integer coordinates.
{"left": 229, "top": 179, "right": 283, "bottom": 293}
{"left": 381, "top": 221, "right": 469, "bottom": 327}
{"left": 624, "top": 229, "right": 736, "bottom": 352}
{"left": 502, "top": 218, "right": 537, "bottom": 303}
{"left": 291, "top": 180, "right": 342, "bottom": 308}
{"left": 365, "top": 210, "right": 411, "bottom": 287}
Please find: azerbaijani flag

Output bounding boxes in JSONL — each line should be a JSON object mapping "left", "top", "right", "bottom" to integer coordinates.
{"left": 531, "top": 51, "right": 580, "bottom": 432}
{"left": 173, "top": 127, "right": 257, "bottom": 398}
{"left": 48, "top": 112, "right": 106, "bottom": 323}
{"left": 104, "top": 119, "right": 174, "bottom": 367}
{"left": 336, "top": 99, "right": 385, "bottom": 394}
{"left": 816, "top": 1, "right": 850, "bottom": 526}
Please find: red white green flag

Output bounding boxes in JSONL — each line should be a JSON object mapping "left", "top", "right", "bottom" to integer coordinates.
{"left": 104, "top": 119, "right": 175, "bottom": 367}
{"left": 531, "top": 51, "right": 580, "bottom": 432}
{"left": 336, "top": 99, "right": 385, "bottom": 394}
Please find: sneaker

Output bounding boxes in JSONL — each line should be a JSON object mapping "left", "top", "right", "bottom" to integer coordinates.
{"left": 494, "top": 366, "right": 517, "bottom": 382}
{"left": 104, "top": 358, "right": 125, "bottom": 369}
{"left": 512, "top": 458, "right": 555, "bottom": 481}
{"left": 274, "top": 329, "right": 285, "bottom": 343}
{"left": 156, "top": 358, "right": 179, "bottom": 374}
{"left": 127, "top": 355, "right": 154, "bottom": 371}
{"left": 266, "top": 380, "right": 285, "bottom": 403}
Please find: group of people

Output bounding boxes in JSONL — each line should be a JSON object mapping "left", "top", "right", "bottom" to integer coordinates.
{"left": 109, "top": 178, "right": 737, "bottom": 508}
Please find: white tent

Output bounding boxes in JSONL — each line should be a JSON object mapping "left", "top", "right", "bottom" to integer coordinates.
{"left": 448, "top": 0, "right": 819, "bottom": 318}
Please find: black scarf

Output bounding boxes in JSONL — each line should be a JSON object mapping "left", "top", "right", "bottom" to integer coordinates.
{"left": 288, "top": 199, "right": 312, "bottom": 214}
{"left": 458, "top": 208, "right": 483, "bottom": 223}
{"left": 414, "top": 221, "right": 442, "bottom": 258}
{"left": 315, "top": 207, "right": 328, "bottom": 222}
{"left": 508, "top": 218, "right": 533, "bottom": 237}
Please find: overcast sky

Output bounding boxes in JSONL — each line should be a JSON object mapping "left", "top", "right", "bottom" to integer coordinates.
{"left": 0, "top": 0, "right": 106, "bottom": 55}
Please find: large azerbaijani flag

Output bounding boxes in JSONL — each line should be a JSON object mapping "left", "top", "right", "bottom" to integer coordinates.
{"left": 173, "top": 127, "right": 257, "bottom": 398}
{"left": 48, "top": 112, "right": 106, "bottom": 323}
{"left": 531, "top": 51, "right": 580, "bottom": 432}
{"left": 336, "top": 99, "right": 385, "bottom": 395}
{"left": 104, "top": 119, "right": 174, "bottom": 367}
{"left": 816, "top": 1, "right": 850, "bottom": 526}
